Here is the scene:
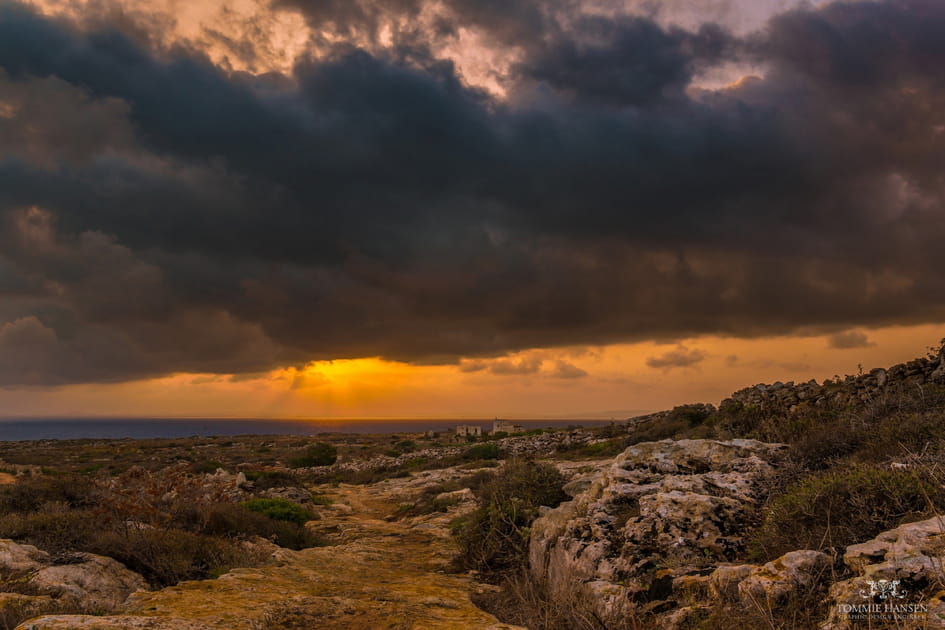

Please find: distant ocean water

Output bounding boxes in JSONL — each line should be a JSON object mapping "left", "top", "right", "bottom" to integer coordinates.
{"left": 0, "top": 418, "right": 620, "bottom": 442}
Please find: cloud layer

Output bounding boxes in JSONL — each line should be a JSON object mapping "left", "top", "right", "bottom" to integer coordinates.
{"left": 0, "top": 0, "right": 944, "bottom": 384}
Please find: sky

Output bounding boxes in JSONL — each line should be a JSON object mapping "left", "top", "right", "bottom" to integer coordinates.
{"left": 0, "top": 0, "right": 944, "bottom": 419}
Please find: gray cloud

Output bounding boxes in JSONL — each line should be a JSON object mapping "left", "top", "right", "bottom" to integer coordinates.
{"left": 646, "top": 346, "right": 706, "bottom": 370}
{"left": 550, "top": 361, "right": 588, "bottom": 379}
{"left": 828, "top": 330, "right": 876, "bottom": 350}
{"left": 0, "top": 1, "right": 943, "bottom": 384}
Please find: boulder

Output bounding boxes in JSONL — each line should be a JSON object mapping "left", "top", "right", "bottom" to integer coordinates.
{"left": 708, "top": 563, "right": 756, "bottom": 599}
{"left": 824, "top": 517, "right": 945, "bottom": 629}
{"left": 433, "top": 488, "right": 475, "bottom": 503}
{"left": 0, "top": 540, "right": 50, "bottom": 573}
{"left": 737, "top": 550, "right": 830, "bottom": 605}
{"left": 529, "top": 439, "right": 786, "bottom": 621}
{"left": 28, "top": 553, "right": 148, "bottom": 611}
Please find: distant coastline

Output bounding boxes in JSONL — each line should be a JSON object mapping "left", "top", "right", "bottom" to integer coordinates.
{"left": 0, "top": 417, "right": 623, "bottom": 442}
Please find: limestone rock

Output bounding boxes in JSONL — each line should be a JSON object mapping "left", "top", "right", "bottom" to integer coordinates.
{"left": 529, "top": 439, "right": 786, "bottom": 621}
{"left": 28, "top": 553, "right": 148, "bottom": 611}
{"left": 433, "top": 488, "right": 475, "bottom": 503}
{"left": 0, "top": 540, "right": 50, "bottom": 573}
{"left": 708, "top": 563, "right": 756, "bottom": 599}
{"left": 824, "top": 517, "right": 945, "bottom": 629}
{"left": 262, "top": 486, "right": 313, "bottom": 505}
{"left": 16, "top": 616, "right": 216, "bottom": 629}
{"left": 738, "top": 550, "right": 830, "bottom": 605}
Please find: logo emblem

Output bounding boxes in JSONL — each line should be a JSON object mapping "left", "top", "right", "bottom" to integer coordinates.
{"left": 860, "top": 579, "right": 908, "bottom": 600}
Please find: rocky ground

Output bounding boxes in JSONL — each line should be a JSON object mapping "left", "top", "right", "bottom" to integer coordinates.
{"left": 5, "top": 465, "right": 532, "bottom": 630}
{"left": 1, "top": 437, "right": 944, "bottom": 629}
{"left": 530, "top": 439, "right": 945, "bottom": 629}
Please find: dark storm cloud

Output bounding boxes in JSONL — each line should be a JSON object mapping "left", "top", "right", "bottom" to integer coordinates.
{"left": 517, "top": 17, "right": 732, "bottom": 107}
{"left": 0, "top": 0, "right": 944, "bottom": 385}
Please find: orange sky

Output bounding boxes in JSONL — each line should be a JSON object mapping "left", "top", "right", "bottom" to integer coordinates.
{"left": 2, "top": 324, "right": 941, "bottom": 419}
{"left": 5, "top": 2, "right": 943, "bottom": 421}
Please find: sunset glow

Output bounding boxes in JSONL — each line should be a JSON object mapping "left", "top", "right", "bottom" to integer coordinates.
{"left": 2, "top": 324, "right": 941, "bottom": 419}
{"left": 2, "top": 0, "right": 945, "bottom": 422}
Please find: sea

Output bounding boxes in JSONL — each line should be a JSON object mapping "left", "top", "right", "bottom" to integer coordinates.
{"left": 0, "top": 418, "right": 622, "bottom": 442}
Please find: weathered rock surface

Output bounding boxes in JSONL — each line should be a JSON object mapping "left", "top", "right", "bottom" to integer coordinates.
{"left": 262, "top": 486, "right": 313, "bottom": 505}
{"left": 28, "top": 553, "right": 148, "bottom": 611}
{"left": 529, "top": 439, "right": 786, "bottom": 622}
{"left": 824, "top": 516, "right": 945, "bottom": 629}
{"left": 737, "top": 550, "right": 830, "bottom": 605}
{"left": 0, "top": 540, "right": 50, "bottom": 573}
{"left": 16, "top": 616, "right": 215, "bottom": 630}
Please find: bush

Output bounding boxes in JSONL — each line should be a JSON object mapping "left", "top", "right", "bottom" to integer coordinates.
{"left": 394, "top": 440, "right": 417, "bottom": 453}
{"left": 288, "top": 442, "right": 337, "bottom": 468}
{"left": 174, "top": 502, "right": 319, "bottom": 550}
{"left": 90, "top": 528, "right": 258, "bottom": 587}
{"left": 555, "top": 438, "right": 625, "bottom": 459}
{"left": 0, "top": 506, "right": 267, "bottom": 588}
{"left": 463, "top": 443, "right": 501, "bottom": 461}
{"left": 0, "top": 506, "right": 99, "bottom": 554}
{"left": 453, "top": 459, "right": 567, "bottom": 577}
{"left": 667, "top": 403, "right": 715, "bottom": 427}
{"left": 242, "top": 470, "right": 301, "bottom": 490}
{"left": 749, "top": 464, "right": 945, "bottom": 560}
{"left": 241, "top": 498, "right": 312, "bottom": 525}
{"left": 0, "top": 475, "right": 98, "bottom": 514}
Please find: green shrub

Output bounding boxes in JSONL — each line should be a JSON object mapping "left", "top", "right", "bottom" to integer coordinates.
{"left": 453, "top": 459, "right": 567, "bottom": 576}
{"left": 288, "top": 442, "right": 337, "bottom": 468}
{"left": 242, "top": 470, "right": 300, "bottom": 489}
{"left": 749, "top": 464, "right": 944, "bottom": 560}
{"left": 241, "top": 498, "right": 312, "bottom": 525}
{"left": 174, "top": 502, "right": 319, "bottom": 549}
{"left": 463, "top": 443, "right": 501, "bottom": 461}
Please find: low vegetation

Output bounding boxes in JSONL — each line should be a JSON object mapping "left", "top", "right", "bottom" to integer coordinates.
{"left": 452, "top": 459, "right": 567, "bottom": 578}
{"left": 242, "top": 498, "right": 312, "bottom": 525}
{"left": 0, "top": 467, "right": 321, "bottom": 588}
{"left": 749, "top": 464, "right": 945, "bottom": 561}
{"left": 288, "top": 442, "right": 338, "bottom": 468}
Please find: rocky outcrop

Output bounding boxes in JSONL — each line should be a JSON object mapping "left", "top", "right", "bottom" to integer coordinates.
{"left": 737, "top": 550, "right": 831, "bottom": 605}
{"left": 529, "top": 439, "right": 786, "bottom": 622}
{"left": 0, "top": 540, "right": 147, "bottom": 614}
{"left": 0, "top": 540, "right": 50, "bottom": 573}
{"left": 823, "top": 516, "right": 945, "bottom": 629}
{"left": 28, "top": 553, "right": 148, "bottom": 611}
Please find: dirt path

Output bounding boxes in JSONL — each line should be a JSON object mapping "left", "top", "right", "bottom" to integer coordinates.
{"left": 19, "top": 481, "right": 520, "bottom": 630}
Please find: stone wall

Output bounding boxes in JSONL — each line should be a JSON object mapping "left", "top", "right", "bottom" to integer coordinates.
{"left": 722, "top": 345, "right": 945, "bottom": 414}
